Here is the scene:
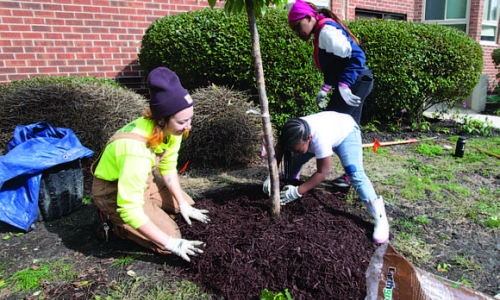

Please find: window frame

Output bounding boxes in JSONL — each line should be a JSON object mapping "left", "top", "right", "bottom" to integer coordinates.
{"left": 355, "top": 8, "right": 407, "bottom": 21}
{"left": 481, "top": 0, "right": 500, "bottom": 44}
{"left": 422, "top": 0, "right": 471, "bottom": 35}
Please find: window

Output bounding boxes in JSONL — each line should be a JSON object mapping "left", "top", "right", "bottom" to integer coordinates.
{"left": 423, "top": 0, "right": 470, "bottom": 34}
{"left": 286, "top": 0, "right": 329, "bottom": 10}
{"left": 355, "top": 9, "right": 406, "bottom": 21}
{"left": 482, "top": 0, "right": 499, "bottom": 42}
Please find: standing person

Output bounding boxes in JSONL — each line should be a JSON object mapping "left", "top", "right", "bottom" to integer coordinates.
{"left": 264, "top": 111, "right": 389, "bottom": 243}
{"left": 92, "top": 67, "right": 209, "bottom": 262}
{"left": 288, "top": 0, "right": 374, "bottom": 187}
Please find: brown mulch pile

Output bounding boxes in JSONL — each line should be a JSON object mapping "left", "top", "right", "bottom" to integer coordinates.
{"left": 179, "top": 184, "right": 378, "bottom": 300}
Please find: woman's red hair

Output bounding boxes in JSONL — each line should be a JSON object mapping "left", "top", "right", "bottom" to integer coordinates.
{"left": 143, "top": 108, "right": 166, "bottom": 150}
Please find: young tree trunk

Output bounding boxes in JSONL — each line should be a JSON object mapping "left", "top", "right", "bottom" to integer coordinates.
{"left": 245, "top": 0, "right": 280, "bottom": 215}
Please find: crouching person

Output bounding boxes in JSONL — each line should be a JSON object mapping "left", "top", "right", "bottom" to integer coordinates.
{"left": 92, "top": 67, "right": 209, "bottom": 261}
{"left": 263, "top": 111, "right": 389, "bottom": 243}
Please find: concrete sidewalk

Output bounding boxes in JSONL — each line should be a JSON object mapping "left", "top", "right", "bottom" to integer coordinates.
{"left": 424, "top": 104, "right": 500, "bottom": 130}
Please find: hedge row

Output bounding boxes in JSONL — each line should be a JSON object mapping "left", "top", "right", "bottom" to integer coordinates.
{"left": 139, "top": 8, "right": 483, "bottom": 125}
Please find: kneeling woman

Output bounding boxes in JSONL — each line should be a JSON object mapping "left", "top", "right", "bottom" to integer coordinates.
{"left": 92, "top": 67, "right": 209, "bottom": 261}
{"left": 266, "top": 111, "right": 389, "bottom": 243}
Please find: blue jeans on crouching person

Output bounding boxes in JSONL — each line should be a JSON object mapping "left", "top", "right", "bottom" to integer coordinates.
{"left": 287, "top": 125, "right": 378, "bottom": 202}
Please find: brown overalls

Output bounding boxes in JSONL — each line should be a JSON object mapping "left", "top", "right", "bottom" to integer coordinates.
{"left": 91, "top": 132, "right": 194, "bottom": 255}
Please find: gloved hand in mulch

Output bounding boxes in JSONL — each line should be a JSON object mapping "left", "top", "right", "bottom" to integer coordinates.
{"left": 280, "top": 185, "right": 302, "bottom": 205}
{"left": 164, "top": 236, "right": 204, "bottom": 262}
{"left": 179, "top": 202, "right": 210, "bottom": 225}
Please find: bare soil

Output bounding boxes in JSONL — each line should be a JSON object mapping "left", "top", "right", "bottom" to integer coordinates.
{"left": 1, "top": 112, "right": 500, "bottom": 299}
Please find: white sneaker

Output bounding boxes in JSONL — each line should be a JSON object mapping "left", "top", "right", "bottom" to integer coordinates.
{"left": 366, "top": 196, "right": 390, "bottom": 243}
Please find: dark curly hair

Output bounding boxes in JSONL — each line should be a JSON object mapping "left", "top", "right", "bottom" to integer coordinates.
{"left": 279, "top": 118, "right": 310, "bottom": 181}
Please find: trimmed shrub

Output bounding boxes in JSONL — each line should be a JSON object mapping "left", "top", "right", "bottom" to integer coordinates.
{"left": 139, "top": 10, "right": 483, "bottom": 126}
{"left": 138, "top": 8, "right": 321, "bottom": 128}
{"left": 1, "top": 77, "right": 261, "bottom": 171}
{"left": 349, "top": 19, "right": 483, "bottom": 122}
{"left": 178, "top": 85, "right": 262, "bottom": 169}
{"left": 0, "top": 77, "right": 148, "bottom": 156}
{"left": 492, "top": 48, "right": 500, "bottom": 91}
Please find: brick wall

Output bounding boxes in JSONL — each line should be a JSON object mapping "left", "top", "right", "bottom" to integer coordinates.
{"left": 483, "top": 46, "right": 498, "bottom": 90}
{"left": 468, "top": 0, "right": 499, "bottom": 91}
{"left": 468, "top": 0, "right": 497, "bottom": 90}
{"left": 469, "top": 0, "right": 483, "bottom": 40}
{"left": 0, "top": 0, "right": 216, "bottom": 84}
{"left": 413, "top": 0, "right": 423, "bottom": 21}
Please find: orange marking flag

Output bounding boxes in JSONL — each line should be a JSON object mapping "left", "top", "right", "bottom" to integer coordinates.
{"left": 179, "top": 160, "right": 190, "bottom": 174}
{"left": 372, "top": 138, "right": 381, "bottom": 152}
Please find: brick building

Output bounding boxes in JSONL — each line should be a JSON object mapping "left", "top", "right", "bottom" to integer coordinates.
{"left": 0, "top": 0, "right": 498, "bottom": 92}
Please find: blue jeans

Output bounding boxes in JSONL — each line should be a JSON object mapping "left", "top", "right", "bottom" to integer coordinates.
{"left": 288, "top": 126, "right": 378, "bottom": 203}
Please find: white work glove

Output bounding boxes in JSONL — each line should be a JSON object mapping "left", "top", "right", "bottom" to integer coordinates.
{"left": 338, "top": 82, "right": 361, "bottom": 107}
{"left": 316, "top": 84, "right": 331, "bottom": 109}
{"left": 164, "top": 237, "right": 204, "bottom": 262}
{"left": 179, "top": 202, "right": 210, "bottom": 225}
{"left": 280, "top": 185, "right": 302, "bottom": 205}
{"left": 263, "top": 175, "right": 271, "bottom": 196}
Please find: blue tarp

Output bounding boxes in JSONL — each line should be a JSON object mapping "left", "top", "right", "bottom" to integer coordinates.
{"left": 0, "top": 122, "right": 94, "bottom": 231}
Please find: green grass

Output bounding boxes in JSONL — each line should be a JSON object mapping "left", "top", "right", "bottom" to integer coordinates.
{"left": 0, "top": 263, "right": 8, "bottom": 289}
{"left": 8, "top": 260, "right": 76, "bottom": 293}
{"left": 416, "top": 143, "right": 443, "bottom": 156}
{"left": 365, "top": 137, "right": 499, "bottom": 221}
{"left": 362, "top": 136, "right": 500, "bottom": 269}
{"left": 388, "top": 212, "right": 435, "bottom": 265}
{"left": 212, "top": 175, "right": 236, "bottom": 185}
{"left": 400, "top": 175, "right": 441, "bottom": 202}
{"left": 82, "top": 195, "right": 93, "bottom": 204}
{"left": 391, "top": 232, "right": 432, "bottom": 264}
{"left": 457, "top": 275, "right": 473, "bottom": 287}
{"left": 443, "top": 183, "right": 471, "bottom": 196}
{"left": 344, "top": 188, "right": 359, "bottom": 205}
{"left": 2, "top": 232, "right": 24, "bottom": 240}
{"left": 393, "top": 218, "right": 423, "bottom": 235}
{"left": 111, "top": 255, "right": 137, "bottom": 268}
{"left": 4, "top": 265, "right": 215, "bottom": 300}
{"left": 484, "top": 216, "right": 500, "bottom": 228}
{"left": 454, "top": 255, "right": 482, "bottom": 271}
{"left": 437, "top": 233, "right": 449, "bottom": 241}
{"left": 413, "top": 215, "right": 431, "bottom": 225}
{"left": 105, "top": 278, "right": 211, "bottom": 300}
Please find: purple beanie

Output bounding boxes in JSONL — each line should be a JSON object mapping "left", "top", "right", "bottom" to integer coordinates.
{"left": 288, "top": 0, "right": 317, "bottom": 23}
{"left": 147, "top": 67, "right": 194, "bottom": 119}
